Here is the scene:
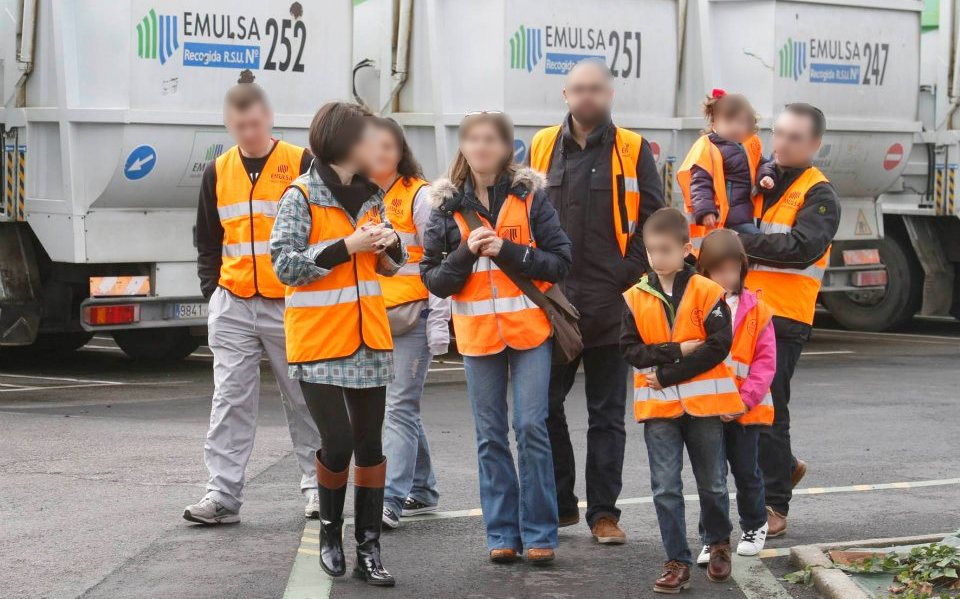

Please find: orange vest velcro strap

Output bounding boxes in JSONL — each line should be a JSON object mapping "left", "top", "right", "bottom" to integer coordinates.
{"left": 624, "top": 274, "right": 745, "bottom": 422}
{"left": 379, "top": 177, "right": 430, "bottom": 308}
{"left": 745, "top": 166, "right": 831, "bottom": 325}
{"left": 216, "top": 140, "right": 304, "bottom": 299}
{"left": 530, "top": 125, "right": 642, "bottom": 256}
{"left": 449, "top": 194, "right": 552, "bottom": 356}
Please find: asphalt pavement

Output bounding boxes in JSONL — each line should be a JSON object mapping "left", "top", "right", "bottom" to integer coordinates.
{"left": 0, "top": 316, "right": 958, "bottom": 599}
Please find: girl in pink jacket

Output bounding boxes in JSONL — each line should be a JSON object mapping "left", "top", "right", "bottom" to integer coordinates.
{"left": 695, "top": 229, "right": 777, "bottom": 561}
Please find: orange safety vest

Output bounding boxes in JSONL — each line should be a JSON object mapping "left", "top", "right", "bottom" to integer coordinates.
{"left": 745, "top": 167, "right": 831, "bottom": 325}
{"left": 729, "top": 295, "right": 775, "bottom": 426}
{"left": 623, "top": 273, "right": 745, "bottom": 422}
{"left": 283, "top": 179, "right": 393, "bottom": 363}
{"left": 379, "top": 177, "right": 430, "bottom": 308}
{"left": 530, "top": 125, "right": 642, "bottom": 256}
{"left": 216, "top": 140, "right": 304, "bottom": 299}
{"left": 450, "top": 193, "right": 552, "bottom": 357}
{"left": 676, "top": 134, "right": 764, "bottom": 254}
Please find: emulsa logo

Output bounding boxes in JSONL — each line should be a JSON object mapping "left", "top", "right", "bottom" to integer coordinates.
{"left": 508, "top": 23, "right": 641, "bottom": 78}
{"left": 134, "top": 3, "right": 308, "bottom": 72}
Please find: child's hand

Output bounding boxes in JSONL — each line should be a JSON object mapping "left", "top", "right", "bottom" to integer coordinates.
{"left": 644, "top": 372, "right": 663, "bottom": 390}
{"left": 719, "top": 415, "right": 738, "bottom": 422}
{"left": 679, "top": 340, "right": 704, "bottom": 356}
{"left": 702, "top": 214, "right": 718, "bottom": 228}
{"left": 759, "top": 176, "right": 775, "bottom": 190}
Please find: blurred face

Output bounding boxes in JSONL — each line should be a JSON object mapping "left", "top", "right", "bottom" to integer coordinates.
{"left": 644, "top": 232, "right": 691, "bottom": 277}
{"left": 771, "top": 110, "right": 822, "bottom": 168}
{"left": 342, "top": 120, "right": 379, "bottom": 175}
{"left": 712, "top": 111, "right": 754, "bottom": 144}
{"left": 707, "top": 259, "right": 742, "bottom": 294}
{"left": 224, "top": 103, "right": 273, "bottom": 150}
{"left": 369, "top": 127, "right": 401, "bottom": 180}
{"left": 563, "top": 63, "right": 614, "bottom": 127}
{"left": 460, "top": 121, "right": 511, "bottom": 175}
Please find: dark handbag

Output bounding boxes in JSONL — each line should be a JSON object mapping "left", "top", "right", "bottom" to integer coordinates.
{"left": 461, "top": 210, "right": 583, "bottom": 364}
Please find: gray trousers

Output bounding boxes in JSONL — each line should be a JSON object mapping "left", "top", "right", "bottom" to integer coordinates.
{"left": 203, "top": 287, "right": 321, "bottom": 512}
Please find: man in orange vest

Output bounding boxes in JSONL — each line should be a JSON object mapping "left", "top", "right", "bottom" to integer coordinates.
{"left": 740, "top": 104, "right": 840, "bottom": 537}
{"left": 186, "top": 75, "right": 321, "bottom": 525}
{"left": 530, "top": 58, "right": 664, "bottom": 544}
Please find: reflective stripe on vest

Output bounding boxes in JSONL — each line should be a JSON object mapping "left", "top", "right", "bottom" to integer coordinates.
{"left": 623, "top": 274, "right": 745, "bottom": 421}
{"left": 450, "top": 193, "right": 552, "bottom": 356}
{"left": 676, "top": 134, "right": 763, "bottom": 256}
{"left": 379, "top": 177, "right": 430, "bottom": 308}
{"left": 729, "top": 295, "right": 776, "bottom": 426}
{"left": 745, "top": 167, "right": 831, "bottom": 325}
{"left": 283, "top": 179, "right": 393, "bottom": 363}
{"left": 530, "top": 125, "right": 642, "bottom": 255}
{"left": 216, "top": 140, "right": 303, "bottom": 299}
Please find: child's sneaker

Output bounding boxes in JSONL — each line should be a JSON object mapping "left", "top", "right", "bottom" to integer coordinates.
{"left": 736, "top": 523, "right": 768, "bottom": 556}
{"left": 696, "top": 544, "right": 710, "bottom": 566}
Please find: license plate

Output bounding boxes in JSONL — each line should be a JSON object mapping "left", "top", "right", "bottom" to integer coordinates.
{"left": 170, "top": 302, "right": 208, "bottom": 320}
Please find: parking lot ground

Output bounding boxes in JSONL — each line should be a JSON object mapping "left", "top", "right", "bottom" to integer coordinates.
{"left": 0, "top": 320, "right": 957, "bottom": 598}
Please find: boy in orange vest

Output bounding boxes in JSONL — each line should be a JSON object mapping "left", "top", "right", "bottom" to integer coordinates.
{"left": 694, "top": 230, "right": 777, "bottom": 565}
{"left": 620, "top": 207, "right": 744, "bottom": 594}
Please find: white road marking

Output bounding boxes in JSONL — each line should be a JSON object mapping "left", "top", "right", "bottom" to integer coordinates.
{"left": 800, "top": 350, "right": 855, "bottom": 356}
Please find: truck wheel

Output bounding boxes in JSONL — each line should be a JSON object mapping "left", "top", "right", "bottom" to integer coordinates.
{"left": 820, "top": 230, "right": 922, "bottom": 331}
{"left": 112, "top": 328, "right": 201, "bottom": 361}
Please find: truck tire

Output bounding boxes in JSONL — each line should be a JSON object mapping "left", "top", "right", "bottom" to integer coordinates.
{"left": 112, "top": 328, "right": 201, "bottom": 361}
{"left": 820, "top": 230, "right": 922, "bottom": 331}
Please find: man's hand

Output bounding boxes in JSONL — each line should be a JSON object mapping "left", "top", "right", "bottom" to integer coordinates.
{"left": 644, "top": 372, "right": 663, "bottom": 390}
{"left": 719, "top": 414, "right": 738, "bottom": 422}
{"left": 759, "top": 176, "right": 775, "bottom": 190}
{"left": 702, "top": 214, "right": 718, "bottom": 228}
{"left": 479, "top": 236, "right": 504, "bottom": 257}
{"left": 679, "top": 340, "right": 704, "bottom": 356}
{"left": 467, "top": 227, "right": 496, "bottom": 254}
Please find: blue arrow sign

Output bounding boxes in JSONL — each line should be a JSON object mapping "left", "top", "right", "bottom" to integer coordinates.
{"left": 513, "top": 139, "right": 527, "bottom": 164}
{"left": 124, "top": 145, "right": 157, "bottom": 180}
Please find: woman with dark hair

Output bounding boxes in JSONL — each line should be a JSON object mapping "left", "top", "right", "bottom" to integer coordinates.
{"left": 369, "top": 118, "right": 449, "bottom": 529}
{"left": 420, "top": 111, "right": 572, "bottom": 564}
{"left": 270, "top": 101, "right": 404, "bottom": 587}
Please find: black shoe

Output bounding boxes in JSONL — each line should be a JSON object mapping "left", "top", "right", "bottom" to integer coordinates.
{"left": 401, "top": 497, "right": 438, "bottom": 517}
{"left": 316, "top": 452, "right": 348, "bottom": 577}
{"left": 352, "top": 459, "right": 396, "bottom": 587}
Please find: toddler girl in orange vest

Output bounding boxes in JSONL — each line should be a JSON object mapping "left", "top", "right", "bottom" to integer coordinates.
{"left": 678, "top": 90, "right": 776, "bottom": 239}
{"left": 695, "top": 229, "right": 777, "bottom": 563}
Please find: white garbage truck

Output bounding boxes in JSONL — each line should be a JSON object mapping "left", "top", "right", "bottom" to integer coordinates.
{"left": 0, "top": 0, "right": 351, "bottom": 358}
{"left": 1, "top": 0, "right": 958, "bottom": 360}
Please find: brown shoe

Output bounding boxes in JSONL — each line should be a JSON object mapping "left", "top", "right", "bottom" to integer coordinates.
{"left": 653, "top": 561, "right": 691, "bottom": 594}
{"left": 591, "top": 516, "right": 627, "bottom": 545}
{"left": 526, "top": 548, "right": 555, "bottom": 565}
{"left": 791, "top": 459, "right": 808, "bottom": 489}
{"left": 706, "top": 542, "right": 732, "bottom": 582}
{"left": 489, "top": 548, "right": 519, "bottom": 563}
{"left": 766, "top": 506, "right": 787, "bottom": 538}
{"left": 558, "top": 511, "right": 580, "bottom": 528}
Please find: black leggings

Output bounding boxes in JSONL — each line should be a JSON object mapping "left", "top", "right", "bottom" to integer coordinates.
{"left": 300, "top": 382, "right": 386, "bottom": 472}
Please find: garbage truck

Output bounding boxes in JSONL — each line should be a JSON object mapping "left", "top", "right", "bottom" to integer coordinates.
{"left": 1, "top": 0, "right": 957, "bottom": 360}
{"left": 0, "top": 0, "right": 352, "bottom": 358}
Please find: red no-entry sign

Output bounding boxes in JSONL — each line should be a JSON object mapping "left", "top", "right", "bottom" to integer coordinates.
{"left": 883, "top": 143, "right": 904, "bottom": 171}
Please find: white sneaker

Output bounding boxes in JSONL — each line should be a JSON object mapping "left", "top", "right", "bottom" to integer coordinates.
{"left": 183, "top": 496, "right": 240, "bottom": 525}
{"left": 304, "top": 491, "right": 320, "bottom": 519}
{"left": 737, "top": 523, "right": 769, "bottom": 556}
{"left": 696, "top": 544, "right": 711, "bottom": 566}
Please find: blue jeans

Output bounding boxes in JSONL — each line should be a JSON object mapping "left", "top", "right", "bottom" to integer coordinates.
{"left": 463, "top": 341, "right": 558, "bottom": 551}
{"left": 383, "top": 315, "right": 440, "bottom": 515}
{"left": 698, "top": 422, "right": 767, "bottom": 539}
{"left": 645, "top": 415, "right": 732, "bottom": 564}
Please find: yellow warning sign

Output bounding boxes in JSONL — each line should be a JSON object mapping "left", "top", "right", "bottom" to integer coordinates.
{"left": 855, "top": 209, "right": 872, "bottom": 236}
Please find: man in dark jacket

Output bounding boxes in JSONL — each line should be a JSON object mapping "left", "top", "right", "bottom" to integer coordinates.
{"left": 740, "top": 103, "right": 840, "bottom": 538}
{"left": 529, "top": 58, "right": 665, "bottom": 543}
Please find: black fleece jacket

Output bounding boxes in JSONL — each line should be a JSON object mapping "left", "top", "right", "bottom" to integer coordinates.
{"left": 420, "top": 168, "right": 572, "bottom": 299}
{"left": 619, "top": 267, "right": 732, "bottom": 388}
{"left": 739, "top": 164, "right": 840, "bottom": 269}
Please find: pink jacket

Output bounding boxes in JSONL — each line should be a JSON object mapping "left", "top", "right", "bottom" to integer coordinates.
{"left": 733, "top": 289, "right": 777, "bottom": 410}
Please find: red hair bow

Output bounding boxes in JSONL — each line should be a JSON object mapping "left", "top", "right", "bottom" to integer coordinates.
{"left": 711, "top": 88, "right": 727, "bottom": 99}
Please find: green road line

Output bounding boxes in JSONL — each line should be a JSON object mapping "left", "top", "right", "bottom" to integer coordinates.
{"left": 731, "top": 555, "right": 794, "bottom": 599}
{"left": 283, "top": 525, "right": 332, "bottom": 599}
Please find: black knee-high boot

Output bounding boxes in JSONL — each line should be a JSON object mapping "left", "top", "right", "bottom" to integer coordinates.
{"left": 316, "top": 451, "right": 348, "bottom": 577}
{"left": 352, "top": 458, "right": 395, "bottom": 586}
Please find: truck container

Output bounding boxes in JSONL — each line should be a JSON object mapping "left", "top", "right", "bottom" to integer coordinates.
{"left": 0, "top": 0, "right": 351, "bottom": 358}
